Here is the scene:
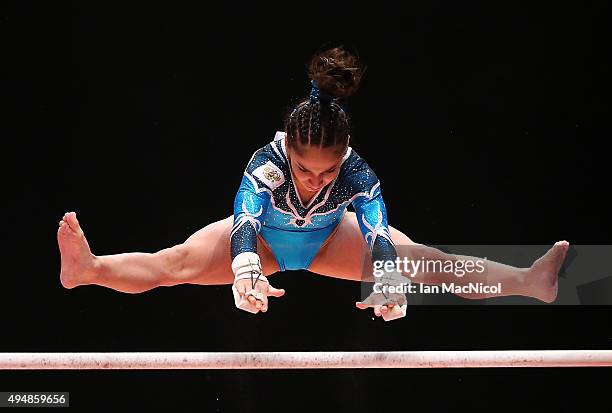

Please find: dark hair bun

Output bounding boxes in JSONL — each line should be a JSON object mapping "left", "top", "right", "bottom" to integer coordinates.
{"left": 307, "top": 45, "right": 364, "bottom": 99}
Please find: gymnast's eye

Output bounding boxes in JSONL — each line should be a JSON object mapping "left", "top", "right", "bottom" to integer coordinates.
{"left": 298, "top": 166, "right": 308, "bottom": 173}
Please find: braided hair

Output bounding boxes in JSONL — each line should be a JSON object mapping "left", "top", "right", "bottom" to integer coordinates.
{"left": 285, "top": 45, "right": 364, "bottom": 152}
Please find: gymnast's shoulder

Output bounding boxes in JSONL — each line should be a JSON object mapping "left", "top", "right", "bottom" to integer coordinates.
{"left": 241, "top": 132, "right": 290, "bottom": 191}
{"left": 337, "top": 146, "right": 380, "bottom": 192}
{"left": 244, "top": 131, "right": 290, "bottom": 168}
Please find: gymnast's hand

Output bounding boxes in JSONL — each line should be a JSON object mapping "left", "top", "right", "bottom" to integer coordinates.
{"left": 233, "top": 278, "right": 285, "bottom": 313}
{"left": 355, "top": 290, "right": 408, "bottom": 321}
{"left": 355, "top": 269, "right": 409, "bottom": 320}
{"left": 355, "top": 301, "right": 397, "bottom": 318}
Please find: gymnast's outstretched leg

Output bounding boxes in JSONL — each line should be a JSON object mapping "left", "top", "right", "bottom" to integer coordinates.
{"left": 57, "top": 211, "right": 280, "bottom": 293}
{"left": 309, "top": 212, "right": 569, "bottom": 303}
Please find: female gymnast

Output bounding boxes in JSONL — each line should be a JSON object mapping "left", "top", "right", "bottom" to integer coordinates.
{"left": 57, "top": 45, "right": 570, "bottom": 320}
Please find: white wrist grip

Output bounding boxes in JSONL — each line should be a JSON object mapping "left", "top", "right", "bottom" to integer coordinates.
{"left": 231, "top": 252, "right": 268, "bottom": 314}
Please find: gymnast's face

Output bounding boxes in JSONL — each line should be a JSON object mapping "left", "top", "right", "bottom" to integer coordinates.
{"left": 287, "top": 143, "right": 345, "bottom": 193}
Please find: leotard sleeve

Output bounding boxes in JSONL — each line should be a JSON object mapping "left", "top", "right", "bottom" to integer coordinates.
{"left": 230, "top": 147, "right": 280, "bottom": 262}
{"left": 230, "top": 174, "right": 270, "bottom": 260}
{"left": 350, "top": 164, "right": 398, "bottom": 265}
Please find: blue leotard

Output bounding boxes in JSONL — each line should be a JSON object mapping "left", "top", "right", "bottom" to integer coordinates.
{"left": 230, "top": 132, "right": 398, "bottom": 271}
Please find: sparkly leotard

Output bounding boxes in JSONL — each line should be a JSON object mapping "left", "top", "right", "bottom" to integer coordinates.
{"left": 230, "top": 131, "right": 397, "bottom": 271}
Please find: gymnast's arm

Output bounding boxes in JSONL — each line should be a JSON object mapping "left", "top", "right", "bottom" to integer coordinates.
{"left": 230, "top": 174, "right": 269, "bottom": 262}
{"left": 352, "top": 180, "right": 408, "bottom": 320}
{"left": 229, "top": 174, "right": 277, "bottom": 309}
{"left": 351, "top": 182, "right": 398, "bottom": 270}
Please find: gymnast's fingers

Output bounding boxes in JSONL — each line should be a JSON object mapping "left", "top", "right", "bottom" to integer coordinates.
{"left": 234, "top": 279, "right": 248, "bottom": 298}
{"left": 259, "top": 290, "right": 268, "bottom": 312}
{"left": 266, "top": 284, "right": 285, "bottom": 298}
{"left": 374, "top": 305, "right": 382, "bottom": 317}
{"left": 252, "top": 284, "right": 269, "bottom": 310}
{"left": 238, "top": 282, "right": 259, "bottom": 305}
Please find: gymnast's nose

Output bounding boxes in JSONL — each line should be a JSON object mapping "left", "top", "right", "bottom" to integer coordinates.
{"left": 310, "top": 177, "right": 324, "bottom": 189}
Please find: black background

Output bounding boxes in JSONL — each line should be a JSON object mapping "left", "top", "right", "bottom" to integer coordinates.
{"left": 3, "top": 2, "right": 611, "bottom": 411}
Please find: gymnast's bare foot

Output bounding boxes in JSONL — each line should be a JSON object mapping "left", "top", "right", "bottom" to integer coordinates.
{"left": 57, "top": 212, "right": 99, "bottom": 289}
{"left": 526, "top": 241, "right": 570, "bottom": 303}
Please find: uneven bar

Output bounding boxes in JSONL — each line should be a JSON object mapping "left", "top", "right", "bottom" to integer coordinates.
{"left": 1, "top": 351, "right": 612, "bottom": 369}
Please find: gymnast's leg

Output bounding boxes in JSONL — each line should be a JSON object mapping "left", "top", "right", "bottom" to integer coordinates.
{"left": 57, "top": 212, "right": 280, "bottom": 293}
{"left": 309, "top": 212, "right": 568, "bottom": 303}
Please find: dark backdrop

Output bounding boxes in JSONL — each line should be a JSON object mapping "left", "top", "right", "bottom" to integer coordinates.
{"left": 3, "top": 2, "right": 611, "bottom": 411}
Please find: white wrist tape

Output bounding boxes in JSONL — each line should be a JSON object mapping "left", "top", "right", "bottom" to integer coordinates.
{"left": 231, "top": 252, "right": 268, "bottom": 314}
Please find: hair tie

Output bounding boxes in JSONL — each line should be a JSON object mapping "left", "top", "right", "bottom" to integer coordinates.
{"left": 309, "top": 80, "right": 335, "bottom": 105}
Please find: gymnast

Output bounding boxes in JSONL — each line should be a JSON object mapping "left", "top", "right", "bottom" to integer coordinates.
{"left": 57, "top": 45, "right": 570, "bottom": 321}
